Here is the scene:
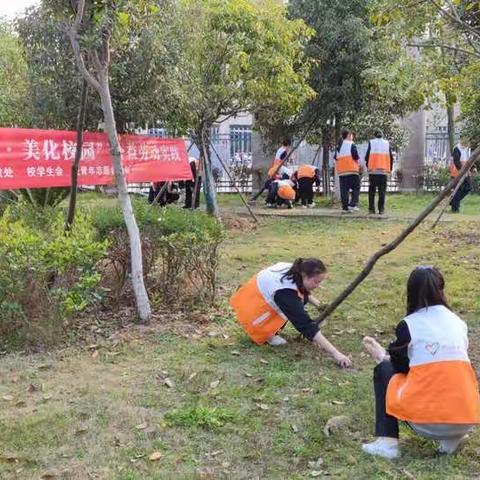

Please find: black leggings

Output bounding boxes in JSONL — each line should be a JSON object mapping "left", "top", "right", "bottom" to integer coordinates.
{"left": 373, "top": 360, "right": 399, "bottom": 438}
{"left": 298, "top": 177, "right": 315, "bottom": 205}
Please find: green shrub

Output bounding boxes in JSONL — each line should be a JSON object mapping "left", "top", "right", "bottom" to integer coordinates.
{"left": 91, "top": 202, "right": 224, "bottom": 307}
{"left": 0, "top": 204, "right": 108, "bottom": 349}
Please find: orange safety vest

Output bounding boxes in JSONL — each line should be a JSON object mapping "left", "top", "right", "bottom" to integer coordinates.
{"left": 230, "top": 263, "right": 302, "bottom": 345}
{"left": 268, "top": 159, "right": 283, "bottom": 178}
{"left": 367, "top": 138, "right": 391, "bottom": 173}
{"left": 297, "top": 165, "right": 316, "bottom": 179}
{"left": 386, "top": 305, "right": 480, "bottom": 424}
{"left": 335, "top": 140, "right": 359, "bottom": 176}
{"left": 449, "top": 145, "right": 470, "bottom": 177}
{"left": 268, "top": 147, "right": 288, "bottom": 178}
{"left": 277, "top": 180, "right": 296, "bottom": 200}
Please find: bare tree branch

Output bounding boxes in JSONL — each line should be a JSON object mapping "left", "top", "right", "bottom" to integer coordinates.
{"left": 430, "top": 0, "right": 480, "bottom": 42}
{"left": 406, "top": 41, "right": 480, "bottom": 58}
{"left": 68, "top": 0, "right": 101, "bottom": 92}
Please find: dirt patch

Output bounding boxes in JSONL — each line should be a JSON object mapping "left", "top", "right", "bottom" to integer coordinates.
{"left": 221, "top": 214, "right": 257, "bottom": 232}
{"left": 437, "top": 229, "right": 480, "bottom": 247}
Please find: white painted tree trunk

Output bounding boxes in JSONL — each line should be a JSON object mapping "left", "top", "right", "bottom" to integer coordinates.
{"left": 99, "top": 74, "right": 151, "bottom": 323}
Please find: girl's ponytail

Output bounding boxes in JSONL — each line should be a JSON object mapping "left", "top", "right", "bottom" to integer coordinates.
{"left": 282, "top": 257, "right": 326, "bottom": 294}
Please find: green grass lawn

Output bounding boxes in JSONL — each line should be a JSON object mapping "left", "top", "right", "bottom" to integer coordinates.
{"left": 217, "top": 191, "right": 480, "bottom": 217}
{"left": 1, "top": 211, "right": 480, "bottom": 478}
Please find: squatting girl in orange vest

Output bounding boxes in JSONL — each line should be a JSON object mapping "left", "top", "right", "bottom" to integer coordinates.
{"left": 361, "top": 266, "right": 480, "bottom": 459}
{"left": 230, "top": 258, "right": 352, "bottom": 368}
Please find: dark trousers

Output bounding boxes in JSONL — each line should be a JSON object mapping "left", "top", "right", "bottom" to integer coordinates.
{"left": 339, "top": 174, "right": 360, "bottom": 211}
{"left": 266, "top": 182, "right": 278, "bottom": 204}
{"left": 184, "top": 177, "right": 202, "bottom": 209}
{"left": 373, "top": 360, "right": 399, "bottom": 438}
{"left": 450, "top": 177, "right": 471, "bottom": 212}
{"left": 368, "top": 174, "right": 387, "bottom": 213}
{"left": 298, "top": 177, "right": 315, "bottom": 206}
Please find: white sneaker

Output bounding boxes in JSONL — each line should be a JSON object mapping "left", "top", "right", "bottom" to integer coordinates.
{"left": 362, "top": 438, "right": 399, "bottom": 459}
{"left": 438, "top": 435, "right": 468, "bottom": 454}
{"left": 267, "top": 335, "right": 287, "bottom": 346}
{"left": 301, "top": 205, "right": 308, "bottom": 209}
{"left": 308, "top": 203, "right": 315, "bottom": 208}
{"left": 349, "top": 206, "right": 360, "bottom": 211}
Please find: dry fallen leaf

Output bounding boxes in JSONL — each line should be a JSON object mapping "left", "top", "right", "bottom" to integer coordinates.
{"left": 331, "top": 400, "right": 346, "bottom": 405}
{"left": 91, "top": 350, "right": 99, "bottom": 359}
{"left": 260, "top": 359, "right": 269, "bottom": 365}
{"left": 75, "top": 427, "right": 89, "bottom": 436}
{"left": 291, "top": 424, "right": 299, "bottom": 433}
{"left": 2, "top": 395, "right": 13, "bottom": 402}
{"left": 135, "top": 423, "right": 147, "bottom": 430}
{"left": 164, "top": 378, "right": 174, "bottom": 388}
{"left": 256, "top": 403, "right": 269, "bottom": 411}
{"left": 310, "top": 471, "right": 323, "bottom": 478}
{"left": 149, "top": 451, "right": 162, "bottom": 461}
{"left": 210, "top": 380, "right": 220, "bottom": 389}
{"left": 187, "top": 372, "right": 197, "bottom": 382}
{"left": 244, "top": 372, "right": 253, "bottom": 378}
{"left": 231, "top": 350, "right": 240, "bottom": 356}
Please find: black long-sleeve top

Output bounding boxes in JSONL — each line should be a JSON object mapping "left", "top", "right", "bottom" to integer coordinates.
{"left": 365, "top": 141, "right": 394, "bottom": 171}
{"left": 273, "top": 289, "right": 319, "bottom": 341}
{"left": 387, "top": 320, "right": 411, "bottom": 374}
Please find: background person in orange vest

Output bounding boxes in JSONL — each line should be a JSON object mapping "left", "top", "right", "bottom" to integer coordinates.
{"left": 449, "top": 138, "right": 472, "bottom": 213}
{"left": 265, "top": 139, "right": 292, "bottom": 206}
{"left": 294, "top": 165, "right": 321, "bottom": 208}
{"left": 271, "top": 178, "right": 296, "bottom": 209}
{"left": 365, "top": 129, "right": 394, "bottom": 215}
{"left": 184, "top": 156, "right": 202, "bottom": 209}
{"left": 335, "top": 130, "right": 360, "bottom": 213}
{"left": 361, "top": 266, "right": 480, "bottom": 459}
{"left": 230, "top": 258, "right": 352, "bottom": 367}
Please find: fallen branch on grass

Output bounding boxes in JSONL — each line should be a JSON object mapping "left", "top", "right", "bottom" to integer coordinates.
{"left": 315, "top": 145, "right": 480, "bottom": 324}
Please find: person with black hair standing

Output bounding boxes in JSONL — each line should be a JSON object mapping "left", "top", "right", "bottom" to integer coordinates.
{"left": 230, "top": 258, "right": 352, "bottom": 367}
{"left": 365, "top": 129, "right": 394, "bottom": 215}
{"left": 335, "top": 130, "right": 360, "bottom": 213}
{"left": 361, "top": 266, "right": 480, "bottom": 459}
{"left": 449, "top": 138, "right": 472, "bottom": 213}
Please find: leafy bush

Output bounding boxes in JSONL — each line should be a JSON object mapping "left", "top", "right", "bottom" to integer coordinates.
{"left": 0, "top": 204, "right": 107, "bottom": 349}
{"left": 91, "top": 201, "right": 224, "bottom": 307}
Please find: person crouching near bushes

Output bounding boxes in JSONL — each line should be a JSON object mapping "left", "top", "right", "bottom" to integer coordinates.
{"left": 361, "top": 266, "right": 480, "bottom": 459}
{"left": 229, "top": 258, "right": 352, "bottom": 368}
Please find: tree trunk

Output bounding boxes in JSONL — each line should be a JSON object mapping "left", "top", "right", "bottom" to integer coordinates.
{"left": 321, "top": 141, "right": 330, "bottom": 196}
{"left": 99, "top": 73, "right": 151, "bottom": 323}
{"left": 198, "top": 128, "right": 219, "bottom": 218}
{"left": 65, "top": 79, "right": 88, "bottom": 231}
{"left": 446, "top": 93, "right": 456, "bottom": 153}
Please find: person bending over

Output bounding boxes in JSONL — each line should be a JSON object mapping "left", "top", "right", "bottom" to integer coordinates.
{"left": 230, "top": 258, "right": 352, "bottom": 368}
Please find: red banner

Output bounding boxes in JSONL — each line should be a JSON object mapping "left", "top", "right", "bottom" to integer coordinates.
{"left": 0, "top": 128, "right": 192, "bottom": 190}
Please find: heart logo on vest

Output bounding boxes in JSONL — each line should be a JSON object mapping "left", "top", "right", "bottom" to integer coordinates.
{"left": 425, "top": 342, "right": 440, "bottom": 356}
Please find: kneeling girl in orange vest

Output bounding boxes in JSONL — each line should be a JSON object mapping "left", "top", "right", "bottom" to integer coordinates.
{"left": 361, "top": 266, "right": 480, "bottom": 459}
{"left": 230, "top": 258, "right": 352, "bottom": 368}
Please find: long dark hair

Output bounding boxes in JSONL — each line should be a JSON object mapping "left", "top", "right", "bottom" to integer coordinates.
{"left": 282, "top": 258, "right": 326, "bottom": 294}
{"left": 406, "top": 266, "right": 449, "bottom": 315}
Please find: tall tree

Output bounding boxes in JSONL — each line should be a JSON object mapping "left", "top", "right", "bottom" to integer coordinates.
{"left": 63, "top": 0, "right": 155, "bottom": 323}
{"left": 0, "top": 19, "right": 31, "bottom": 127}
{"left": 160, "top": 0, "right": 314, "bottom": 216}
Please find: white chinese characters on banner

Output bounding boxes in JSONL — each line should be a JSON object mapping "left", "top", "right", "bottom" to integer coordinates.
{"left": 0, "top": 167, "right": 14, "bottom": 178}
{"left": 25, "top": 166, "right": 64, "bottom": 177}
{"left": 22, "top": 139, "right": 104, "bottom": 162}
